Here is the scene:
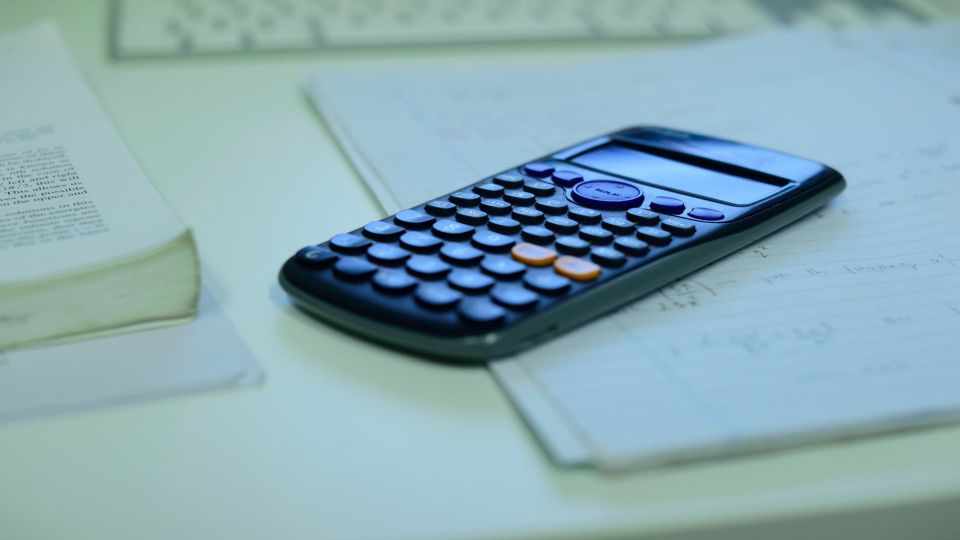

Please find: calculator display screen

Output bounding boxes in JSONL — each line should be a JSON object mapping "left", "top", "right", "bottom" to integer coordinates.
{"left": 572, "top": 144, "right": 785, "bottom": 205}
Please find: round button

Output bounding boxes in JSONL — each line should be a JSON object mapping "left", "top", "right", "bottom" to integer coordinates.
{"left": 571, "top": 180, "right": 644, "bottom": 210}
{"left": 649, "top": 196, "right": 685, "bottom": 214}
{"left": 688, "top": 207, "right": 725, "bottom": 221}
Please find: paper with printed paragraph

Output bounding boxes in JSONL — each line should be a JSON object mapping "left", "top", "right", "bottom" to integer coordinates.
{"left": 307, "top": 25, "right": 960, "bottom": 469}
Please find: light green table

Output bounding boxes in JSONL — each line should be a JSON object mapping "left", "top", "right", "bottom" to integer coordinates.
{"left": 2, "top": 2, "right": 959, "bottom": 539}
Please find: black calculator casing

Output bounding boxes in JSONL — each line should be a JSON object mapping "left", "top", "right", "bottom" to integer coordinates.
{"left": 280, "top": 127, "right": 845, "bottom": 364}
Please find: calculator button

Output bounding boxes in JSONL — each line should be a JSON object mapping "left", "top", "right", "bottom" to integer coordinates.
{"left": 614, "top": 237, "right": 650, "bottom": 256}
{"left": 448, "top": 270, "right": 495, "bottom": 294}
{"left": 295, "top": 246, "right": 338, "bottom": 267}
{"left": 491, "top": 285, "right": 539, "bottom": 310}
{"left": 493, "top": 174, "right": 524, "bottom": 189}
{"left": 545, "top": 216, "right": 579, "bottom": 235}
{"left": 366, "top": 243, "right": 411, "bottom": 266}
{"left": 481, "top": 258, "right": 527, "bottom": 280}
{"left": 504, "top": 190, "right": 535, "bottom": 206}
{"left": 523, "top": 180, "right": 555, "bottom": 196}
{"left": 511, "top": 243, "right": 558, "bottom": 267}
{"left": 394, "top": 209, "right": 436, "bottom": 229}
{"left": 406, "top": 256, "right": 452, "bottom": 279}
{"left": 329, "top": 234, "right": 372, "bottom": 254}
{"left": 487, "top": 217, "right": 522, "bottom": 235}
{"left": 661, "top": 218, "right": 696, "bottom": 236}
{"left": 572, "top": 179, "right": 644, "bottom": 210}
{"left": 372, "top": 270, "right": 418, "bottom": 294}
{"left": 521, "top": 226, "right": 555, "bottom": 245}
{"left": 432, "top": 219, "right": 475, "bottom": 240}
{"left": 440, "top": 244, "right": 484, "bottom": 266}
{"left": 636, "top": 226, "right": 672, "bottom": 245}
{"left": 650, "top": 196, "right": 685, "bottom": 214}
{"left": 591, "top": 247, "right": 626, "bottom": 267}
{"left": 333, "top": 257, "right": 378, "bottom": 281}
{"left": 523, "top": 272, "right": 571, "bottom": 295}
{"left": 400, "top": 231, "right": 443, "bottom": 253}
{"left": 535, "top": 198, "right": 568, "bottom": 215}
{"left": 553, "top": 256, "right": 601, "bottom": 282}
{"left": 551, "top": 170, "right": 583, "bottom": 187}
{"left": 512, "top": 206, "right": 544, "bottom": 224}
{"left": 425, "top": 200, "right": 457, "bottom": 217}
{"left": 688, "top": 207, "right": 725, "bottom": 221}
{"left": 480, "top": 198, "right": 511, "bottom": 215}
{"left": 555, "top": 236, "right": 590, "bottom": 256}
{"left": 523, "top": 162, "right": 554, "bottom": 178}
{"left": 415, "top": 283, "right": 462, "bottom": 310}
{"left": 579, "top": 226, "right": 613, "bottom": 244}
{"left": 458, "top": 298, "right": 506, "bottom": 327}
{"left": 568, "top": 207, "right": 602, "bottom": 224}
{"left": 626, "top": 208, "right": 660, "bottom": 225}
{"left": 473, "top": 183, "right": 504, "bottom": 198}
{"left": 600, "top": 217, "right": 635, "bottom": 235}
{"left": 449, "top": 191, "right": 481, "bottom": 206}
{"left": 471, "top": 230, "right": 515, "bottom": 252}
{"left": 456, "top": 207, "right": 488, "bottom": 225}
{"left": 363, "top": 220, "right": 404, "bottom": 241}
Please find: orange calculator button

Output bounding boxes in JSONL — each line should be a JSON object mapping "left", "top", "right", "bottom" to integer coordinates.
{"left": 553, "top": 256, "right": 601, "bottom": 281}
{"left": 511, "top": 242, "right": 557, "bottom": 267}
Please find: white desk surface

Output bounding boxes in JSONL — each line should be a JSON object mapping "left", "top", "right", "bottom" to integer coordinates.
{"left": 2, "top": 2, "right": 959, "bottom": 539}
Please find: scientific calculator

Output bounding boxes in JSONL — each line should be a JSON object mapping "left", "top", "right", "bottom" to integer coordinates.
{"left": 280, "top": 127, "right": 845, "bottom": 363}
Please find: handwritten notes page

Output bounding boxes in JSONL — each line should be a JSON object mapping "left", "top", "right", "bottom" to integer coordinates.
{"left": 306, "top": 26, "right": 960, "bottom": 469}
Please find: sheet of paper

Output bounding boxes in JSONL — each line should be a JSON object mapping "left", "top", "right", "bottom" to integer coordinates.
{"left": 307, "top": 25, "right": 960, "bottom": 470}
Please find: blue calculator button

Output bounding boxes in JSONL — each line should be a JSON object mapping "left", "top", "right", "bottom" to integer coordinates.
{"left": 493, "top": 174, "right": 524, "bottom": 189}
{"left": 521, "top": 225, "right": 555, "bottom": 245}
{"left": 504, "top": 189, "right": 535, "bottom": 206}
{"left": 626, "top": 207, "right": 660, "bottom": 225}
{"left": 295, "top": 246, "right": 338, "bottom": 267}
{"left": 449, "top": 191, "right": 480, "bottom": 206}
{"left": 650, "top": 196, "right": 685, "bottom": 214}
{"left": 363, "top": 220, "right": 405, "bottom": 241}
{"left": 456, "top": 207, "right": 488, "bottom": 225}
{"left": 458, "top": 298, "right": 506, "bottom": 327}
{"left": 579, "top": 226, "right": 613, "bottom": 244}
{"left": 480, "top": 198, "right": 511, "bottom": 215}
{"left": 544, "top": 216, "right": 579, "bottom": 235}
{"left": 567, "top": 207, "right": 602, "bottom": 224}
{"left": 471, "top": 230, "right": 516, "bottom": 252}
{"left": 487, "top": 217, "right": 522, "bottom": 235}
{"left": 415, "top": 283, "right": 462, "bottom": 310}
{"left": 661, "top": 218, "right": 696, "bottom": 236}
{"left": 440, "top": 244, "right": 484, "bottom": 266}
{"left": 448, "top": 270, "right": 495, "bottom": 294}
{"left": 512, "top": 206, "right": 544, "bottom": 224}
{"left": 394, "top": 209, "right": 436, "bottom": 229}
{"left": 481, "top": 258, "right": 526, "bottom": 280}
{"left": 372, "top": 270, "right": 418, "bottom": 294}
{"left": 551, "top": 170, "right": 583, "bottom": 187}
{"left": 688, "top": 207, "right": 725, "bottom": 221}
{"left": 523, "top": 271, "right": 571, "bottom": 295}
{"left": 425, "top": 200, "right": 457, "bottom": 217}
{"left": 367, "top": 243, "right": 411, "bottom": 265}
{"left": 432, "top": 219, "right": 475, "bottom": 240}
{"left": 523, "top": 180, "right": 555, "bottom": 196}
{"left": 591, "top": 247, "right": 626, "bottom": 267}
{"left": 329, "top": 234, "right": 372, "bottom": 254}
{"left": 522, "top": 162, "right": 554, "bottom": 178}
{"left": 613, "top": 237, "right": 650, "bottom": 256}
{"left": 400, "top": 231, "right": 443, "bottom": 252}
{"left": 472, "top": 183, "right": 504, "bottom": 198}
{"left": 600, "top": 217, "right": 635, "bottom": 235}
{"left": 491, "top": 285, "right": 539, "bottom": 310}
{"left": 405, "top": 256, "right": 452, "bottom": 279}
{"left": 535, "top": 198, "right": 568, "bottom": 215}
{"left": 333, "top": 257, "right": 378, "bottom": 281}
{"left": 636, "top": 226, "right": 672, "bottom": 245}
{"left": 571, "top": 180, "right": 644, "bottom": 210}
{"left": 555, "top": 236, "right": 590, "bottom": 256}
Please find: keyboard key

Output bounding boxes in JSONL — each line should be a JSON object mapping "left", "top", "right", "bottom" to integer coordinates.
{"left": 600, "top": 217, "right": 635, "bottom": 235}
{"left": 579, "top": 225, "right": 613, "bottom": 244}
{"left": 661, "top": 217, "right": 696, "bottom": 236}
{"left": 480, "top": 198, "right": 511, "bottom": 215}
{"left": 523, "top": 180, "right": 555, "bottom": 196}
{"left": 295, "top": 246, "right": 338, "bottom": 267}
{"left": 512, "top": 206, "right": 544, "bottom": 224}
{"left": 333, "top": 257, "right": 378, "bottom": 281}
{"left": 472, "top": 183, "right": 504, "bottom": 198}
{"left": 363, "top": 220, "right": 404, "bottom": 241}
{"left": 613, "top": 236, "right": 649, "bottom": 256}
{"left": 491, "top": 285, "right": 539, "bottom": 310}
{"left": 511, "top": 242, "right": 557, "bottom": 267}
{"left": 415, "top": 283, "right": 462, "bottom": 310}
{"left": 553, "top": 255, "right": 601, "bottom": 281}
{"left": 481, "top": 257, "right": 526, "bottom": 280}
{"left": 330, "top": 233, "right": 371, "bottom": 254}
{"left": 555, "top": 236, "right": 590, "bottom": 256}
{"left": 471, "top": 230, "right": 515, "bottom": 252}
{"left": 432, "top": 219, "right": 475, "bottom": 240}
{"left": 523, "top": 162, "right": 554, "bottom": 178}
{"left": 456, "top": 207, "right": 488, "bottom": 225}
{"left": 440, "top": 244, "right": 484, "bottom": 266}
{"left": 535, "top": 198, "right": 568, "bottom": 215}
{"left": 366, "top": 243, "right": 411, "bottom": 265}
{"left": 544, "top": 216, "right": 578, "bottom": 235}
{"left": 406, "top": 256, "right": 451, "bottom": 279}
{"left": 551, "top": 170, "right": 583, "bottom": 187}
{"left": 523, "top": 271, "right": 571, "bottom": 295}
{"left": 650, "top": 196, "right": 685, "bottom": 214}
{"left": 626, "top": 207, "right": 660, "bottom": 225}
{"left": 487, "top": 217, "right": 521, "bottom": 235}
{"left": 448, "top": 269, "right": 495, "bottom": 293}
{"left": 591, "top": 247, "right": 626, "bottom": 267}
{"left": 636, "top": 226, "right": 672, "bottom": 245}
{"left": 688, "top": 207, "right": 725, "bottom": 221}
{"left": 372, "top": 270, "right": 418, "bottom": 294}
{"left": 449, "top": 191, "right": 480, "bottom": 206}
{"left": 400, "top": 231, "right": 443, "bottom": 252}
{"left": 571, "top": 179, "right": 644, "bottom": 210}
{"left": 521, "top": 225, "right": 554, "bottom": 245}
{"left": 568, "top": 207, "right": 602, "bottom": 224}
{"left": 394, "top": 209, "right": 436, "bottom": 229}
{"left": 504, "top": 189, "right": 535, "bottom": 206}
{"left": 458, "top": 298, "right": 506, "bottom": 327}
{"left": 493, "top": 174, "right": 524, "bottom": 189}
{"left": 425, "top": 200, "right": 457, "bottom": 217}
